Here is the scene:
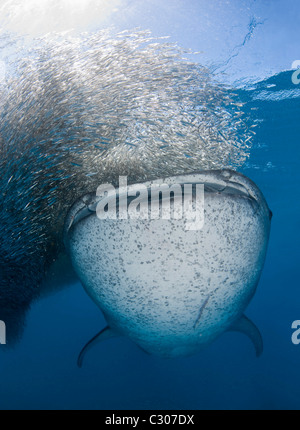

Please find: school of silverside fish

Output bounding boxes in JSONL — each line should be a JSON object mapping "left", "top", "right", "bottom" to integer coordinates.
{"left": 0, "top": 28, "right": 255, "bottom": 321}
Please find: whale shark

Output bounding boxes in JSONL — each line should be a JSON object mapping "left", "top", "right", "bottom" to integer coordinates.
{"left": 0, "top": 29, "right": 255, "bottom": 345}
{"left": 64, "top": 169, "right": 272, "bottom": 366}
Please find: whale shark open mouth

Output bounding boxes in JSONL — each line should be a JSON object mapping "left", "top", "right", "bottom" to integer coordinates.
{"left": 63, "top": 169, "right": 271, "bottom": 366}
{"left": 64, "top": 169, "right": 271, "bottom": 237}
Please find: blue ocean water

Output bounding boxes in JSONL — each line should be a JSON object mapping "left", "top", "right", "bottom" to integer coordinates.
{"left": 0, "top": 0, "right": 299, "bottom": 411}
{"left": 0, "top": 69, "right": 299, "bottom": 411}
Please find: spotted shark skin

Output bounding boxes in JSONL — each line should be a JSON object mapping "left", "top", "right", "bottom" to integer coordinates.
{"left": 64, "top": 169, "right": 272, "bottom": 365}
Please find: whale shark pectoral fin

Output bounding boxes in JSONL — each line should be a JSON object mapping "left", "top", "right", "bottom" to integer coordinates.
{"left": 229, "top": 314, "right": 263, "bottom": 357}
{"left": 77, "top": 325, "right": 117, "bottom": 368}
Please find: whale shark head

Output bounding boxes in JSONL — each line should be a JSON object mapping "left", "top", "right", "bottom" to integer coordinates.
{"left": 64, "top": 169, "right": 271, "bottom": 364}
